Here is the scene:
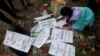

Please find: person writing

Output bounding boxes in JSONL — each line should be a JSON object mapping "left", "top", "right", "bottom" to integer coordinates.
{"left": 59, "top": 6, "right": 95, "bottom": 31}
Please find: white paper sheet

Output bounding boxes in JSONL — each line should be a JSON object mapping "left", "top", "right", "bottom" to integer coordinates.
{"left": 3, "top": 30, "right": 34, "bottom": 53}
{"left": 56, "top": 17, "right": 66, "bottom": 28}
{"left": 38, "top": 18, "right": 57, "bottom": 28}
{"left": 31, "top": 25, "right": 43, "bottom": 37}
{"left": 49, "top": 40, "right": 75, "bottom": 56}
{"left": 61, "top": 44, "right": 75, "bottom": 56}
{"left": 49, "top": 40, "right": 65, "bottom": 55}
{"left": 51, "top": 28, "right": 74, "bottom": 43}
{"left": 31, "top": 25, "right": 52, "bottom": 44}
{"left": 32, "top": 28, "right": 50, "bottom": 48}
{"left": 34, "top": 14, "right": 53, "bottom": 21}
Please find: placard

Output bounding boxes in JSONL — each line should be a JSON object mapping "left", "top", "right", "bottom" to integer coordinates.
{"left": 3, "top": 30, "right": 34, "bottom": 53}
{"left": 38, "top": 18, "right": 57, "bottom": 28}
{"left": 32, "top": 28, "right": 50, "bottom": 48}
{"left": 49, "top": 41, "right": 75, "bottom": 56}
{"left": 51, "top": 28, "right": 74, "bottom": 43}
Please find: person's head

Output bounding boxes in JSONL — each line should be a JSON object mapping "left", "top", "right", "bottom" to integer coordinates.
{"left": 60, "top": 6, "right": 73, "bottom": 23}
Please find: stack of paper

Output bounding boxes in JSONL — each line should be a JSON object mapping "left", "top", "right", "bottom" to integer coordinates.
{"left": 49, "top": 27, "right": 75, "bottom": 56}
{"left": 31, "top": 18, "right": 57, "bottom": 48}
{"left": 30, "top": 15, "right": 75, "bottom": 56}
{"left": 3, "top": 30, "right": 34, "bottom": 53}
{"left": 3, "top": 15, "right": 75, "bottom": 56}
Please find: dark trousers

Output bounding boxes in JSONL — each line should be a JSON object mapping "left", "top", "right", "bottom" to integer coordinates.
{"left": 0, "top": 0, "right": 18, "bottom": 19}
{"left": 20, "top": 0, "right": 29, "bottom": 8}
{"left": 0, "top": 12, "right": 13, "bottom": 25}
{"left": 7, "top": 0, "right": 30, "bottom": 9}
{"left": 6, "top": 0, "right": 16, "bottom": 11}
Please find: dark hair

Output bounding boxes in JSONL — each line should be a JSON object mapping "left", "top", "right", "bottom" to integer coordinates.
{"left": 60, "top": 7, "right": 73, "bottom": 23}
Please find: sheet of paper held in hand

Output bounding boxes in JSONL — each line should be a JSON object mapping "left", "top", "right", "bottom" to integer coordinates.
{"left": 38, "top": 18, "right": 57, "bottom": 28}
{"left": 49, "top": 40, "right": 75, "bottom": 56}
{"left": 32, "top": 28, "right": 50, "bottom": 48}
{"left": 3, "top": 30, "right": 34, "bottom": 53}
{"left": 51, "top": 28, "right": 74, "bottom": 43}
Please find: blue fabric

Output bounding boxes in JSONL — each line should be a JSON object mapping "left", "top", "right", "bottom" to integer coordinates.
{"left": 72, "top": 7, "right": 94, "bottom": 31}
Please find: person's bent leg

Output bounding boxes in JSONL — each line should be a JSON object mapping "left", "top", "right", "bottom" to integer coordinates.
{"left": 0, "top": 12, "right": 13, "bottom": 25}
{"left": 6, "top": 0, "right": 21, "bottom": 12}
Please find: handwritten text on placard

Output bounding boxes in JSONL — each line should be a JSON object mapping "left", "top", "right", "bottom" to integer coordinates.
{"left": 38, "top": 18, "right": 57, "bottom": 28}
{"left": 51, "top": 28, "right": 74, "bottom": 43}
{"left": 32, "top": 28, "right": 50, "bottom": 48}
{"left": 3, "top": 30, "right": 34, "bottom": 53}
{"left": 49, "top": 41, "right": 75, "bottom": 56}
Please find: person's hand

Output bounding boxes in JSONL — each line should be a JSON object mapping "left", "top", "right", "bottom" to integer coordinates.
{"left": 63, "top": 24, "right": 69, "bottom": 27}
{"left": 55, "top": 26, "right": 64, "bottom": 29}
{"left": 63, "top": 25, "right": 73, "bottom": 31}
